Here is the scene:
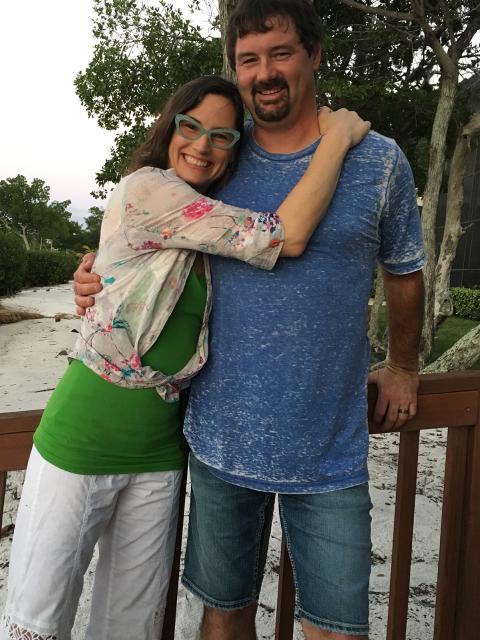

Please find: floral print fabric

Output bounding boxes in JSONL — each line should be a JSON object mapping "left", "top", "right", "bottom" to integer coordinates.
{"left": 71, "top": 167, "right": 283, "bottom": 401}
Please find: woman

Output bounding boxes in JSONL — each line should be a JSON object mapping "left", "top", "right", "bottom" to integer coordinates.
{"left": 0, "top": 76, "right": 369, "bottom": 640}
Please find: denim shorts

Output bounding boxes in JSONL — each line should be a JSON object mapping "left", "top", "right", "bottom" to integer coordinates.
{"left": 182, "top": 455, "right": 372, "bottom": 636}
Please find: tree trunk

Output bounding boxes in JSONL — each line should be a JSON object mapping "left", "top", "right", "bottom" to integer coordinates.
{"left": 420, "top": 73, "right": 458, "bottom": 364}
{"left": 434, "top": 113, "right": 480, "bottom": 329}
{"left": 368, "top": 269, "right": 387, "bottom": 354}
{"left": 219, "top": 0, "right": 238, "bottom": 80}
{"left": 19, "top": 224, "right": 30, "bottom": 251}
{"left": 422, "top": 324, "right": 480, "bottom": 373}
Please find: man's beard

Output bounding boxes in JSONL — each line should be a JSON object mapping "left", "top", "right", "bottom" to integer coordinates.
{"left": 252, "top": 77, "right": 290, "bottom": 122}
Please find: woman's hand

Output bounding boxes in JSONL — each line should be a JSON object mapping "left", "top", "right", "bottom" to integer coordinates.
{"left": 73, "top": 253, "right": 102, "bottom": 316}
{"left": 318, "top": 106, "right": 371, "bottom": 149}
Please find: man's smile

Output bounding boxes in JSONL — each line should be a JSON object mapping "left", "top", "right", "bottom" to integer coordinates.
{"left": 253, "top": 77, "right": 289, "bottom": 101}
{"left": 257, "top": 88, "right": 284, "bottom": 96}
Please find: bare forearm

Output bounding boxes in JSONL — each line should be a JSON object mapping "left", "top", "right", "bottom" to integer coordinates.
{"left": 277, "top": 107, "right": 370, "bottom": 257}
{"left": 383, "top": 268, "right": 424, "bottom": 370}
{"left": 278, "top": 133, "right": 350, "bottom": 256}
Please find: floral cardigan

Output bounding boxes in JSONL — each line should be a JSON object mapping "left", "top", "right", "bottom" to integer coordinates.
{"left": 71, "top": 167, "right": 284, "bottom": 401}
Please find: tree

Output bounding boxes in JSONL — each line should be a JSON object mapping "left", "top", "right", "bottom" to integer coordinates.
{"left": 0, "top": 175, "right": 52, "bottom": 250}
{"left": 77, "top": 1, "right": 443, "bottom": 194}
{"left": 219, "top": 0, "right": 237, "bottom": 78}
{"left": 83, "top": 206, "right": 105, "bottom": 249}
{"left": 75, "top": 0, "right": 222, "bottom": 194}
{"left": 337, "top": 0, "right": 480, "bottom": 364}
{"left": 60, "top": 219, "right": 90, "bottom": 252}
{"left": 312, "top": 1, "right": 439, "bottom": 194}
{"left": 39, "top": 199, "right": 74, "bottom": 249}
{"left": 0, "top": 230, "right": 27, "bottom": 296}
{"left": 435, "top": 111, "right": 480, "bottom": 327}
{"left": 0, "top": 175, "right": 77, "bottom": 251}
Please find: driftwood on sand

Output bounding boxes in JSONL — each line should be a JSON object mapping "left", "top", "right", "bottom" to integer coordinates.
{"left": 0, "top": 304, "right": 44, "bottom": 325}
{"left": 0, "top": 304, "right": 78, "bottom": 325}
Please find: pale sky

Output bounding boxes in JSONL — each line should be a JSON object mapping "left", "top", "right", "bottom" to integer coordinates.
{"left": 0, "top": 1, "right": 211, "bottom": 222}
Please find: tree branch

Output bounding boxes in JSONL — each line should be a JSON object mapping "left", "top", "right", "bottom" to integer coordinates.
{"left": 405, "top": 48, "right": 436, "bottom": 84}
{"left": 462, "top": 111, "right": 480, "bottom": 138}
{"left": 422, "top": 324, "right": 480, "bottom": 372}
{"left": 456, "top": 7, "right": 480, "bottom": 56}
{"left": 420, "top": 17, "right": 456, "bottom": 75}
{"left": 339, "top": 0, "right": 456, "bottom": 75}
{"left": 337, "top": 0, "right": 414, "bottom": 22}
{"left": 440, "top": 0, "right": 458, "bottom": 64}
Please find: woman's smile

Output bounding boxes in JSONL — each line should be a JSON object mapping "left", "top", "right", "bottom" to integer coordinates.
{"left": 182, "top": 153, "right": 212, "bottom": 168}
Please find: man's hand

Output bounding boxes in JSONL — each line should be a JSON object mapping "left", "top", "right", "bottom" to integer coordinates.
{"left": 368, "top": 362, "right": 419, "bottom": 432}
{"left": 73, "top": 252, "right": 101, "bottom": 316}
{"left": 371, "top": 269, "right": 423, "bottom": 431}
{"left": 318, "top": 106, "right": 371, "bottom": 149}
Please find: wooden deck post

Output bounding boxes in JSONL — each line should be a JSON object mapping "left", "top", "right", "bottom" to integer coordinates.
{"left": 275, "top": 541, "right": 295, "bottom": 640}
{"left": 454, "top": 394, "right": 480, "bottom": 639}
{"left": 0, "top": 471, "right": 7, "bottom": 536}
{"left": 386, "top": 430, "right": 420, "bottom": 640}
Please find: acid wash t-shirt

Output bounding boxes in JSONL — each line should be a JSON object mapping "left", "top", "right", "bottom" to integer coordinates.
{"left": 183, "top": 125, "right": 425, "bottom": 494}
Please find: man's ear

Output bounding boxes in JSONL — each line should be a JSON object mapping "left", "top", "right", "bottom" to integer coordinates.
{"left": 312, "top": 43, "right": 321, "bottom": 70}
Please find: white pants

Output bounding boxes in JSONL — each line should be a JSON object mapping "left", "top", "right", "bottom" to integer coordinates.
{"left": 0, "top": 446, "right": 183, "bottom": 640}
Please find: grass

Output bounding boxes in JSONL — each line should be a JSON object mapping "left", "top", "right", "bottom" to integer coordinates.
{"left": 375, "top": 310, "right": 480, "bottom": 369}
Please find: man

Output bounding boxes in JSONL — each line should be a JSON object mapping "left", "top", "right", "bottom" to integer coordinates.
{"left": 75, "top": 1, "right": 424, "bottom": 638}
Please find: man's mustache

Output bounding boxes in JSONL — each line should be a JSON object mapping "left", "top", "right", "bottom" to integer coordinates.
{"left": 252, "top": 78, "right": 289, "bottom": 97}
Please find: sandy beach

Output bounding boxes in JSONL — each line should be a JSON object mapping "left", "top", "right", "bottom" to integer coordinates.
{"left": 0, "top": 284, "right": 444, "bottom": 639}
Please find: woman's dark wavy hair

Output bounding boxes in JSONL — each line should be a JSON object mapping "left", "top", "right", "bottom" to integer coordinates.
{"left": 226, "top": 0, "right": 323, "bottom": 70}
{"left": 128, "top": 76, "right": 244, "bottom": 193}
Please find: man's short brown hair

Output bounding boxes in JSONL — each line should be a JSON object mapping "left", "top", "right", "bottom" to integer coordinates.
{"left": 226, "top": 0, "right": 323, "bottom": 70}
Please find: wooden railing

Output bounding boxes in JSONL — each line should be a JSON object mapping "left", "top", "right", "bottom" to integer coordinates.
{"left": 1, "top": 371, "right": 479, "bottom": 639}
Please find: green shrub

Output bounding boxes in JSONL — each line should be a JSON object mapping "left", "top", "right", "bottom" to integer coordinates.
{"left": 26, "top": 250, "right": 78, "bottom": 287}
{"left": 450, "top": 287, "right": 480, "bottom": 321}
{"left": 0, "top": 231, "right": 27, "bottom": 295}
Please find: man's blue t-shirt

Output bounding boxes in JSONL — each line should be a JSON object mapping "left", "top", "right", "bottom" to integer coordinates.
{"left": 183, "top": 126, "right": 424, "bottom": 493}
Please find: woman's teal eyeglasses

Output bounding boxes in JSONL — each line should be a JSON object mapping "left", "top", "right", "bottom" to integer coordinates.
{"left": 174, "top": 114, "right": 241, "bottom": 150}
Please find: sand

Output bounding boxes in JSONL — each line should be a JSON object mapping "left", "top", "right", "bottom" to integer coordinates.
{"left": 0, "top": 284, "right": 444, "bottom": 639}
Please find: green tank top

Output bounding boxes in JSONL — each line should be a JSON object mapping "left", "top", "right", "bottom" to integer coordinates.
{"left": 34, "top": 269, "right": 207, "bottom": 474}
